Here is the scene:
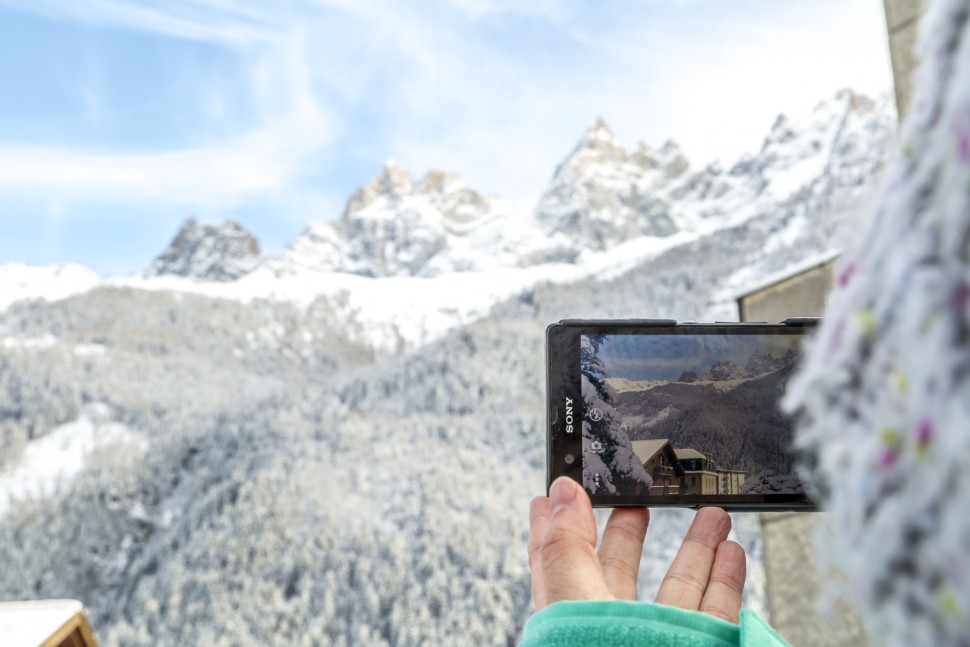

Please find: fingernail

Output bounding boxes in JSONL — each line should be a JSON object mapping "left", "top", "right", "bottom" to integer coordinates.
{"left": 550, "top": 477, "right": 577, "bottom": 509}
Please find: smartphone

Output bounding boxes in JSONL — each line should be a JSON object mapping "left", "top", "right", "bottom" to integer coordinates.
{"left": 546, "top": 318, "right": 818, "bottom": 511}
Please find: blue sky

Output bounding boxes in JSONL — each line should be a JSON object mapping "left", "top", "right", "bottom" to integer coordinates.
{"left": 0, "top": 0, "right": 893, "bottom": 275}
{"left": 595, "top": 333, "right": 802, "bottom": 381}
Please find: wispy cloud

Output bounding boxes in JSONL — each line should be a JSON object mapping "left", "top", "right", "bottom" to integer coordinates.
{"left": 0, "top": 1, "right": 329, "bottom": 207}
{"left": 0, "top": 0, "right": 280, "bottom": 45}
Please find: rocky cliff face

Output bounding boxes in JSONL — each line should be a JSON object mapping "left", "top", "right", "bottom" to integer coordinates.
{"left": 146, "top": 219, "right": 261, "bottom": 282}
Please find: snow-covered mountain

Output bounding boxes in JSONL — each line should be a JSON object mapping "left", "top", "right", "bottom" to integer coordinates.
{"left": 153, "top": 88, "right": 893, "bottom": 285}
{"left": 271, "top": 160, "right": 523, "bottom": 278}
{"left": 146, "top": 218, "right": 261, "bottom": 282}
{"left": 274, "top": 121, "right": 691, "bottom": 276}
{"left": 1, "top": 89, "right": 894, "bottom": 354}
{"left": 535, "top": 119, "right": 683, "bottom": 254}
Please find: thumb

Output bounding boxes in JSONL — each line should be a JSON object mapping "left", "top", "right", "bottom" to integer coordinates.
{"left": 535, "top": 477, "right": 612, "bottom": 608}
{"left": 548, "top": 477, "right": 598, "bottom": 543}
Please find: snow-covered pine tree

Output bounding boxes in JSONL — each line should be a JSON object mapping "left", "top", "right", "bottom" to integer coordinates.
{"left": 580, "top": 335, "right": 652, "bottom": 495}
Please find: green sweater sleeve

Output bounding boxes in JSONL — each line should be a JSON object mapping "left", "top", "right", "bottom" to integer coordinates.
{"left": 518, "top": 600, "right": 791, "bottom": 647}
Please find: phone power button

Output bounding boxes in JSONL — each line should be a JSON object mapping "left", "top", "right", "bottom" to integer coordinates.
{"left": 550, "top": 406, "right": 558, "bottom": 424}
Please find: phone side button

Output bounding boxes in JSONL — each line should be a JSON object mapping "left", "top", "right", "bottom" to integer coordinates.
{"left": 549, "top": 406, "right": 558, "bottom": 424}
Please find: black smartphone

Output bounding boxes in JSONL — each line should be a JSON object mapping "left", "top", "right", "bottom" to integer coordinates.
{"left": 546, "top": 319, "right": 818, "bottom": 511}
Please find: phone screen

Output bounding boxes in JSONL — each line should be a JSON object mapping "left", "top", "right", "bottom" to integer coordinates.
{"left": 547, "top": 323, "right": 815, "bottom": 510}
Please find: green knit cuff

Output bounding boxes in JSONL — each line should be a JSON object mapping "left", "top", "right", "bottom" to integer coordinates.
{"left": 520, "top": 600, "right": 740, "bottom": 647}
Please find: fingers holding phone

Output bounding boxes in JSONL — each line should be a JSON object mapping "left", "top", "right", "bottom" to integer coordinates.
{"left": 598, "top": 504, "right": 650, "bottom": 600}
{"left": 654, "top": 507, "right": 746, "bottom": 623}
{"left": 528, "top": 477, "right": 647, "bottom": 610}
{"left": 528, "top": 477, "right": 745, "bottom": 625}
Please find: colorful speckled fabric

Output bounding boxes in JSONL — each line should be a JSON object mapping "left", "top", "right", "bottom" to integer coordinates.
{"left": 784, "top": 0, "right": 970, "bottom": 644}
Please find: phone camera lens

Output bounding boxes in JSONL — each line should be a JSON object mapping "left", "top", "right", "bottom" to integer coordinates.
{"left": 564, "top": 454, "right": 575, "bottom": 465}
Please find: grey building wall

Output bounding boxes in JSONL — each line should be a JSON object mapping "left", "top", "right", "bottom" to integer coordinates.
{"left": 735, "top": 4, "right": 928, "bottom": 643}
{"left": 884, "top": 0, "right": 929, "bottom": 118}
{"left": 738, "top": 273, "right": 869, "bottom": 646}
{"left": 735, "top": 256, "right": 837, "bottom": 324}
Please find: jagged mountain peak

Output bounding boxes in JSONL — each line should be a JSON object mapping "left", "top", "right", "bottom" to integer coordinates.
{"left": 762, "top": 89, "right": 891, "bottom": 156}
{"left": 341, "top": 160, "right": 493, "bottom": 227}
{"left": 146, "top": 218, "right": 261, "bottom": 282}
{"left": 659, "top": 141, "right": 690, "bottom": 179}
{"left": 536, "top": 121, "right": 683, "bottom": 252}
{"left": 660, "top": 139, "right": 682, "bottom": 155}
{"left": 830, "top": 87, "right": 876, "bottom": 113}
{"left": 343, "top": 158, "right": 417, "bottom": 218}
{"left": 281, "top": 161, "right": 502, "bottom": 278}
{"left": 702, "top": 359, "right": 746, "bottom": 382}
{"left": 557, "top": 120, "right": 691, "bottom": 180}
{"left": 632, "top": 142, "right": 660, "bottom": 170}
{"left": 378, "top": 158, "right": 415, "bottom": 193}
{"left": 583, "top": 117, "right": 616, "bottom": 142}
{"left": 761, "top": 114, "right": 797, "bottom": 152}
{"left": 421, "top": 169, "right": 463, "bottom": 194}
{"left": 571, "top": 117, "right": 627, "bottom": 164}
{"left": 420, "top": 169, "right": 492, "bottom": 227}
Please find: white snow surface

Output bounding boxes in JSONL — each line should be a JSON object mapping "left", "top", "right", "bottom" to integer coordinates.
{"left": 0, "top": 403, "right": 142, "bottom": 518}
{"left": 3, "top": 333, "right": 58, "bottom": 350}
{"left": 0, "top": 599, "right": 84, "bottom": 647}
{"left": 0, "top": 262, "right": 101, "bottom": 312}
{"left": 0, "top": 230, "right": 697, "bottom": 354}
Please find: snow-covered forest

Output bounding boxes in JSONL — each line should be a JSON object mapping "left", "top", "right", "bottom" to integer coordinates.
{"left": 0, "top": 90, "right": 895, "bottom": 645}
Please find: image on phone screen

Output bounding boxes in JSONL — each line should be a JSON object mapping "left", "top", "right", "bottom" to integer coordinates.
{"left": 580, "top": 333, "right": 805, "bottom": 499}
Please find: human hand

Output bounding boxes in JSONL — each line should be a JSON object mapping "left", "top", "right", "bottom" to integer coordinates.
{"left": 527, "top": 476, "right": 746, "bottom": 623}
